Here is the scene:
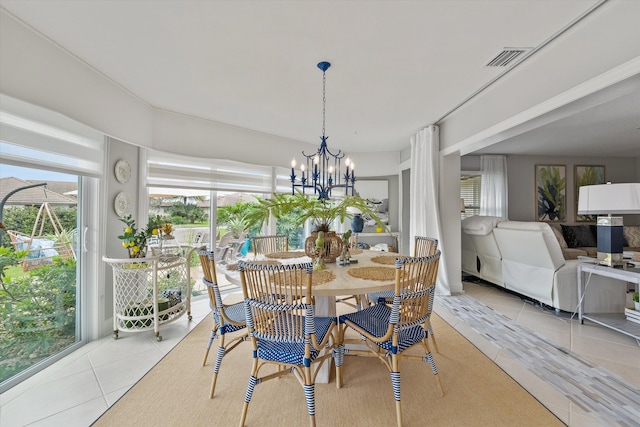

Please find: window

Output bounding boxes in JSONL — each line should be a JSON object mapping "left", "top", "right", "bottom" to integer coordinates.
{"left": 461, "top": 175, "right": 481, "bottom": 218}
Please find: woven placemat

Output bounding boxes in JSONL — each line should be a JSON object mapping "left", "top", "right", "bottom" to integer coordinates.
{"left": 371, "top": 255, "right": 398, "bottom": 265}
{"left": 348, "top": 266, "right": 396, "bottom": 281}
{"left": 226, "top": 260, "right": 282, "bottom": 271}
{"left": 264, "top": 251, "right": 307, "bottom": 259}
{"left": 311, "top": 270, "right": 335, "bottom": 286}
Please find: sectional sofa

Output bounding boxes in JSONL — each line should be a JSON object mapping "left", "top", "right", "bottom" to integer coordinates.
{"left": 461, "top": 216, "right": 638, "bottom": 313}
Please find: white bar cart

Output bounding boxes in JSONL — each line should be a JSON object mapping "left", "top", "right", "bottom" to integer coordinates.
{"left": 103, "top": 252, "right": 194, "bottom": 341}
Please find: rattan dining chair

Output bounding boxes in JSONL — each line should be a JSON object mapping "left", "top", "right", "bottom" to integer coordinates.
{"left": 197, "top": 248, "right": 248, "bottom": 399}
{"left": 366, "top": 236, "right": 440, "bottom": 352}
{"left": 238, "top": 261, "right": 339, "bottom": 427}
{"left": 251, "top": 234, "right": 289, "bottom": 256}
{"left": 337, "top": 252, "right": 444, "bottom": 427}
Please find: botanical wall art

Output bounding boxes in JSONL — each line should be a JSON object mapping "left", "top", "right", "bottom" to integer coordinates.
{"left": 536, "top": 164, "right": 566, "bottom": 222}
{"left": 574, "top": 165, "right": 605, "bottom": 222}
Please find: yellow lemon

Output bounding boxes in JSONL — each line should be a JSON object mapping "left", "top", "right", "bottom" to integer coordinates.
{"left": 152, "top": 229, "right": 159, "bottom": 235}
{"left": 125, "top": 227, "right": 132, "bottom": 233}
{"left": 121, "top": 242, "right": 128, "bottom": 248}
{"left": 129, "top": 241, "right": 135, "bottom": 247}
{"left": 132, "top": 246, "right": 139, "bottom": 253}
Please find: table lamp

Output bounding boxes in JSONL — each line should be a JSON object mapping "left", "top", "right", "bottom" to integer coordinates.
{"left": 577, "top": 182, "right": 640, "bottom": 267}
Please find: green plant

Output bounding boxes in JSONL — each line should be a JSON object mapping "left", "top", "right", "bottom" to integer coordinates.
{"left": 117, "top": 214, "right": 168, "bottom": 258}
{"left": 245, "top": 192, "right": 385, "bottom": 233}
{"left": 633, "top": 292, "right": 639, "bottom": 303}
{"left": 226, "top": 217, "right": 250, "bottom": 238}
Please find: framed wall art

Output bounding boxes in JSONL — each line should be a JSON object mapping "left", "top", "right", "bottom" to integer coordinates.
{"left": 536, "top": 164, "right": 566, "bottom": 222}
{"left": 574, "top": 165, "right": 605, "bottom": 222}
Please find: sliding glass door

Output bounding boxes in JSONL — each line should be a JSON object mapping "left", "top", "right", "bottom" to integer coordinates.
{"left": 0, "top": 95, "right": 103, "bottom": 392}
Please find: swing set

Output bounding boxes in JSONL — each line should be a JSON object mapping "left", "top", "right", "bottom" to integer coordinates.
{"left": 7, "top": 201, "right": 76, "bottom": 272}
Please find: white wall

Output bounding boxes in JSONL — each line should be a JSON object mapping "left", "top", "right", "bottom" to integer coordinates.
{"left": 462, "top": 154, "right": 640, "bottom": 225}
{"left": 438, "top": 1, "right": 640, "bottom": 154}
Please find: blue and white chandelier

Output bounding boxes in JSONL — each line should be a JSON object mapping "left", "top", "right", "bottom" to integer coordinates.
{"left": 290, "top": 61, "right": 356, "bottom": 200}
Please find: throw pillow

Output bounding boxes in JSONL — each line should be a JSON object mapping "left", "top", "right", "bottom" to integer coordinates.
{"left": 561, "top": 225, "right": 597, "bottom": 248}
{"left": 623, "top": 226, "right": 640, "bottom": 248}
{"left": 550, "top": 226, "right": 568, "bottom": 248}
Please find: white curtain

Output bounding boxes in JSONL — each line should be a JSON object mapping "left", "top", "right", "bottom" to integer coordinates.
{"left": 480, "top": 154, "right": 508, "bottom": 218}
{"left": 410, "top": 125, "right": 450, "bottom": 295}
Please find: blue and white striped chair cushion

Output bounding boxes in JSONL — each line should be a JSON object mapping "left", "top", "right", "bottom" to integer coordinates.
{"left": 256, "top": 316, "right": 334, "bottom": 365}
{"left": 339, "top": 304, "right": 426, "bottom": 353}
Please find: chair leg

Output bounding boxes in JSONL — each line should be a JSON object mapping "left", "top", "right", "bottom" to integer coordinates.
{"left": 202, "top": 325, "right": 218, "bottom": 366}
{"left": 427, "top": 321, "right": 439, "bottom": 353}
{"left": 423, "top": 352, "right": 444, "bottom": 396}
{"left": 390, "top": 370, "right": 401, "bottom": 427}
{"left": 333, "top": 343, "right": 344, "bottom": 389}
{"left": 303, "top": 366, "right": 316, "bottom": 427}
{"left": 210, "top": 335, "right": 227, "bottom": 398}
{"left": 239, "top": 374, "right": 258, "bottom": 427}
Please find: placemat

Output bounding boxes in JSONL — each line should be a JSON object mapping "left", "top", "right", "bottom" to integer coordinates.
{"left": 311, "top": 269, "right": 335, "bottom": 286}
{"left": 264, "top": 251, "right": 307, "bottom": 259}
{"left": 371, "top": 255, "right": 398, "bottom": 265}
{"left": 226, "top": 260, "right": 282, "bottom": 271}
{"left": 348, "top": 266, "right": 396, "bottom": 281}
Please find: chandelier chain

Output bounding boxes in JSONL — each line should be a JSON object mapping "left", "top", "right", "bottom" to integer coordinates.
{"left": 322, "top": 70, "right": 326, "bottom": 137}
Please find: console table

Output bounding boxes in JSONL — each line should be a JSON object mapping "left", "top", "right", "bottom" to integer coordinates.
{"left": 352, "top": 232, "right": 401, "bottom": 253}
{"left": 577, "top": 262, "right": 640, "bottom": 340}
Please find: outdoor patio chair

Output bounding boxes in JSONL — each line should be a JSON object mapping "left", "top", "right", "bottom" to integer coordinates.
{"left": 338, "top": 251, "right": 444, "bottom": 427}
{"left": 214, "top": 231, "right": 234, "bottom": 263}
{"left": 366, "top": 236, "right": 440, "bottom": 352}
{"left": 238, "top": 261, "right": 339, "bottom": 427}
{"left": 197, "top": 248, "right": 248, "bottom": 398}
{"left": 251, "top": 234, "right": 289, "bottom": 256}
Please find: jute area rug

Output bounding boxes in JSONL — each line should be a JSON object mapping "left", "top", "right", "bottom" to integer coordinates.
{"left": 93, "top": 313, "right": 563, "bottom": 427}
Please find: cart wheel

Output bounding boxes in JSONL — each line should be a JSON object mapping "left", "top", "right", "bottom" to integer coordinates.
{"left": 113, "top": 330, "right": 119, "bottom": 340}
{"left": 157, "top": 335, "right": 163, "bottom": 342}
{"left": 188, "top": 315, "right": 193, "bottom": 321}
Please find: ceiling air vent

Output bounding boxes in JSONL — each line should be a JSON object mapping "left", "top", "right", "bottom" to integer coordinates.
{"left": 485, "top": 48, "right": 531, "bottom": 67}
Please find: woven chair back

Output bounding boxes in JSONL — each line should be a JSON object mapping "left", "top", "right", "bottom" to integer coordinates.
{"left": 392, "top": 251, "right": 440, "bottom": 329}
{"left": 414, "top": 236, "right": 438, "bottom": 257}
{"left": 251, "top": 234, "right": 289, "bottom": 256}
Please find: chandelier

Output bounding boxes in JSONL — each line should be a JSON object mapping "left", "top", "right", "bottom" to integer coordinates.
{"left": 290, "top": 61, "right": 356, "bottom": 200}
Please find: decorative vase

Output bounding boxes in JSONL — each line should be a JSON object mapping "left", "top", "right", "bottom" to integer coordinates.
{"left": 305, "top": 231, "right": 343, "bottom": 263}
{"left": 635, "top": 301, "right": 640, "bottom": 311}
{"left": 351, "top": 214, "right": 364, "bottom": 233}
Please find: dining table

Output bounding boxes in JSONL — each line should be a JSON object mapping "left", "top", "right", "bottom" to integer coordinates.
{"left": 223, "top": 248, "right": 404, "bottom": 383}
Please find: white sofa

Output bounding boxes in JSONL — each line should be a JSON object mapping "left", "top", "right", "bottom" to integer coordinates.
{"left": 462, "top": 216, "right": 625, "bottom": 313}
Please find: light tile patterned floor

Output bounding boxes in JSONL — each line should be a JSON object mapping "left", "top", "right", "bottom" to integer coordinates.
{"left": 436, "top": 291, "right": 640, "bottom": 427}
{"left": 1, "top": 276, "right": 639, "bottom": 426}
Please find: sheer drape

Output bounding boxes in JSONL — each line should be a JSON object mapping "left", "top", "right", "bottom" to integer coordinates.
{"left": 480, "top": 154, "right": 508, "bottom": 218}
{"left": 410, "top": 125, "right": 450, "bottom": 295}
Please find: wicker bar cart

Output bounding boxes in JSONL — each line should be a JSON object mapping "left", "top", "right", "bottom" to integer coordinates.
{"left": 103, "top": 253, "right": 193, "bottom": 341}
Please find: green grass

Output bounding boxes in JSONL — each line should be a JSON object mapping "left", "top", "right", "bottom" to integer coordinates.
{"left": 4, "top": 265, "right": 26, "bottom": 280}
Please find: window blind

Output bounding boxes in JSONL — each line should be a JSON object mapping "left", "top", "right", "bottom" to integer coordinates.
{"left": 461, "top": 174, "right": 481, "bottom": 217}
{"left": 146, "top": 149, "right": 290, "bottom": 194}
{"left": 0, "top": 95, "right": 104, "bottom": 177}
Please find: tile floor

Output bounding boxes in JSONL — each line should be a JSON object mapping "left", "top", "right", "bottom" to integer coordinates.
{"left": 1, "top": 277, "right": 639, "bottom": 426}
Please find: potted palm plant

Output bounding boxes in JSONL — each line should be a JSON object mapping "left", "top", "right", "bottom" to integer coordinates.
{"left": 245, "top": 192, "right": 385, "bottom": 262}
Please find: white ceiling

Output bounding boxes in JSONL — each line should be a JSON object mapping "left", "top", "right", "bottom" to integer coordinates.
{"left": 1, "top": 0, "right": 638, "bottom": 157}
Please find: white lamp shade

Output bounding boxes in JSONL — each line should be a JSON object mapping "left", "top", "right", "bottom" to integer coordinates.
{"left": 577, "top": 183, "right": 640, "bottom": 215}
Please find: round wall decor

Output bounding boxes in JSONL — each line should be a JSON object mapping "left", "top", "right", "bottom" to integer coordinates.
{"left": 114, "top": 191, "right": 132, "bottom": 217}
{"left": 114, "top": 159, "right": 131, "bottom": 183}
